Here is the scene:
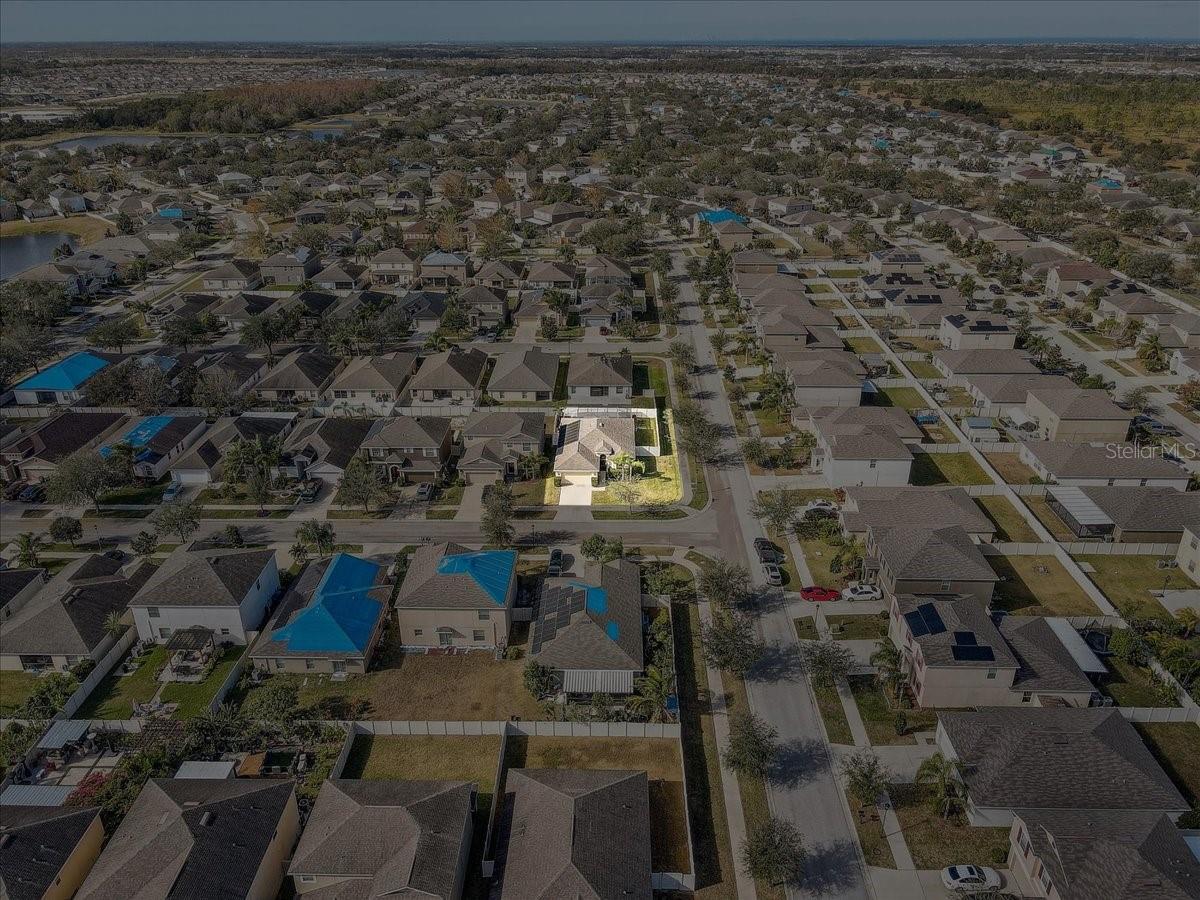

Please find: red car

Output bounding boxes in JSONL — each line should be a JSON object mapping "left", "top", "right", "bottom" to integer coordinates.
{"left": 801, "top": 586, "right": 840, "bottom": 602}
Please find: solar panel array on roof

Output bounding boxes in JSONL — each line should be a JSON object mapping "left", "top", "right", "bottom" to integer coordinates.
{"left": 954, "top": 631, "right": 977, "bottom": 646}
{"left": 904, "top": 610, "right": 929, "bottom": 637}
{"left": 951, "top": 644, "right": 996, "bottom": 662}
{"left": 905, "top": 603, "right": 947, "bottom": 638}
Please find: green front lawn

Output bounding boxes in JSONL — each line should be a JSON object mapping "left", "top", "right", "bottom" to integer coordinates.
{"left": 797, "top": 538, "right": 851, "bottom": 589}
{"left": 1076, "top": 555, "right": 1181, "bottom": 622}
{"left": 593, "top": 451, "right": 683, "bottom": 507}
{"left": 827, "top": 614, "right": 886, "bottom": 641}
{"left": 160, "top": 646, "right": 245, "bottom": 719}
{"left": 848, "top": 791, "right": 897, "bottom": 868}
{"left": 75, "top": 646, "right": 168, "bottom": 719}
{"left": 847, "top": 676, "right": 940, "bottom": 746}
{"left": 99, "top": 479, "right": 169, "bottom": 505}
{"left": 910, "top": 453, "right": 991, "bottom": 486}
{"left": 794, "top": 617, "right": 819, "bottom": 641}
{"left": 890, "top": 783, "right": 1010, "bottom": 870}
{"left": 988, "top": 555, "right": 1100, "bottom": 617}
{"left": 509, "top": 476, "right": 560, "bottom": 506}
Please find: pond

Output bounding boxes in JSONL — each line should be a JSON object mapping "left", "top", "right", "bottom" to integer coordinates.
{"left": 0, "top": 232, "right": 76, "bottom": 279}
{"left": 54, "top": 133, "right": 161, "bottom": 152}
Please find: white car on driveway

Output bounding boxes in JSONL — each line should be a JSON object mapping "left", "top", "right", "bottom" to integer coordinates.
{"left": 841, "top": 584, "right": 882, "bottom": 601}
{"left": 941, "top": 865, "right": 1001, "bottom": 893}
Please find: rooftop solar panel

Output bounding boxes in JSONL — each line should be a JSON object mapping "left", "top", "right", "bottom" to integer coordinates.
{"left": 918, "top": 603, "right": 946, "bottom": 635}
{"left": 951, "top": 644, "right": 995, "bottom": 662}
{"left": 903, "top": 610, "right": 929, "bottom": 638}
{"left": 953, "top": 631, "right": 977, "bottom": 646}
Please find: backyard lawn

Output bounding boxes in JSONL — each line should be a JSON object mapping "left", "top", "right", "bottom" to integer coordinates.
{"left": 1076, "top": 555, "right": 1181, "bottom": 622}
{"left": 910, "top": 452, "right": 991, "bottom": 486}
{"left": 983, "top": 452, "right": 1040, "bottom": 485}
{"left": 889, "top": 784, "right": 1010, "bottom": 870}
{"left": 988, "top": 555, "right": 1099, "bottom": 617}
{"left": 847, "top": 676, "right": 940, "bottom": 746}
{"left": 752, "top": 406, "right": 793, "bottom": 438}
{"left": 504, "top": 735, "right": 692, "bottom": 874}
{"left": 74, "top": 646, "right": 168, "bottom": 719}
{"left": 1024, "top": 496, "right": 1078, "bottom": 542}
{"left": 1136, "top": 723, "right": 1200, "bottom": 805}
{"left": 161, "top": 646, "right": 245, "bottom": 719}
{"left": 0, "top": 671, "right": 41, "bottom": 717}
{"left": 1099, "top": 657, "right": 1178, "bottom": 708}
{"left": 872, "top": 386, "right": 925, "bottom": 411}
{"left": 242, "top": 641, "right": 544, "bottom": 721}
{"left": 906, "top": 360, "right": 941, "bottom": 380}
{"left": 974, "top": 495, "right": 1039, "bottom": 543}
{"left": 845, "top": 336, "right": 882, "bottom": 354}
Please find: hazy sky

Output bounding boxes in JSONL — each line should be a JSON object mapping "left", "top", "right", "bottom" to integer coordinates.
{"left": 2, "top": 0, "right": 1198, "bottom": 44}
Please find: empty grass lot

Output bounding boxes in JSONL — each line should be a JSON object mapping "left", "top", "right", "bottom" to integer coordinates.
{"left": 983, "top": 452, "right": 1041, "bottom": 484}
{"left": 889, "top": 783, "right": 1010, "bottom": 870}
{"left": 910, "top": 452, "right": 991, "bottom": 486}
{"left": 1136, "top": 723, "right": 1200, "bottom": 805}
{"left": 0, "top": 671, "right": 41, "bottom": 717}
{"left": 503, "top": 736, "right": 692, "bottom": 874}
{"left": 974, "top": 496, "right": 1039, "bottom": 543}
{"left": 1075, "top": 555, "right": 1182, "bottom": 622}
{"left": 988, "top": 555, "right": 1100, "bottom": 617}
{"left": 74, "top": 646, "right": 168, "bottom": 719}
{"left": 847, "top": 676, "right": 940, "bottom": 746}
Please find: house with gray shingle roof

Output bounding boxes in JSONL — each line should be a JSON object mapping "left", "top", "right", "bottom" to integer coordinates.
{"left": 936, "top": 708, "right": 1189, "bottom": 827}
{"left": 1018, "top": 442, "right": 1189, "bottom": 489}
{"left": 866, "top": 524, "right": 998, "bottom": 603}
{"left": 322, "top": 352, "right": 418, "bottom": 414}
{"left": 487, "top": 348, "right": 560, "bottom": 402}
{"left": 1046, "top": 485, "right": 1200, "bottom": 542}
{"left": 129, "top": 546, "right": 279, "bottom": 645}
{"left": 408, "top": 348, "right": 489, "bottom": 404}
{"left": 565, "top": 354, "right": 633, "bottom": 406}
{"left": 1024, "top": 387, "right": 1131, "bottom": 442}
{"left": 288, "top": 779, "right": 475, "bottom": 899}
{"left": 394, "top": 543, "right": 518, "bottom": 650}
{"left": 530, "top": 559, "right": 644, "bottom": 695}
{"left": 361, "top": 415, "right": 452, "bottom": 483}
{"left": 77, "top": 778, "right": 299, "bottom": 900}
{"left": 255, "top": 349, "right": 343, "bottom": 403}
{"left": 809, "top": 406, "right": 920, "bottom": 487}
{"left": 496, "top": 769, "right": 652, "bottom": 900}
{"left": 459, "top": 410, "right": 547, "bottom": 480}
{"left": 0, "top": 805, "right": 104, "bottom": 900}
{"left": 841, "top": 486, "right": 995, "bottom": 541}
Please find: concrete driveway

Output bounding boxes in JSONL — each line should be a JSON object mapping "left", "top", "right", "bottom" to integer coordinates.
{"left": 555, "top": 475, "right": 594, "bottom": 521}
{"left": 454, "top": 482, "right": 487, "bottom": 521}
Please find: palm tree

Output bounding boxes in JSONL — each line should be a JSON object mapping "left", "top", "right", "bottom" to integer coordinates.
{"left": 626, "top": 665, "right": 673, "bottom": 723}
{"left": 187, "top": 703, "right": 248, "bottom": 756}
{"left": 14, "top": 533, "right": 40, "bottom": 569}
{"left": 290, "top": 541, "right": 310, "bottom": 567}
{"left": 915, "top": 752, "right": 965, "bottom": 819}
{"left": 1177, "top": 607, "right": 1199, "bottom": 637}
{"left": 870, "top": 640, "right": 906, "bottom": 702}
{"left": 103, "top": 611, "right": 127, "bottom": 641}
{"left": 829, "top": 536, "right": 864, "bottom": 580}
{"left": 297, "top": 521, "right": 336, "bottom": 557}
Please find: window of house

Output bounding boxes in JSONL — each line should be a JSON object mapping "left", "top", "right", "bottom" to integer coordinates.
{"left": 439, "top": 632, "right": 453, "bottom": 646}
{"left": 869, "top": 460, "right": 877, "bottom": 468}
{"left": 986, "top": 668, "right": 997, "bottom": 679}
{"left": 275, "top": 659, "right": 285, "bottom": 670}
{"left": 148, "top": 607, "right": 160, "bottom": 618}
{"left": 304, "top": 659, "right": 315, "bottom": 670}
{"left": 478, "top": 610, "right": 490, "bottom": 620}
{"left": 939, "top": 580, "right": 951, "bottom": 591}
{"left": 1191, "top": 536, "right": 1197, "bottom": 550}
{"left": 220, "top": 628, "right": 230, "bottom": 636}
{"left": 1017, "top": 828, "right": 1031, "bottom": 856}
{"left": 299, "top": 876, "right": 316, "bottom": 884}
{"left": 1038, "top": 865, "right": 1052, "bottom": 892}
{"left": 334, "top": 390, "right": 348, "bottom": 399}
{"left": 159, "top": 627, "right": 172, "bottom": 639}
{"left": 590, "top": 386, "right": 609, "bottom": 397}
{"left": 473, "top": 629, "right": 486, "bottom": 642}
{"left": 413, "top": 629, "right": 423, "bottom": 636}
{"left": 1021, "top": 691, "right": 1033, "bottom": 703}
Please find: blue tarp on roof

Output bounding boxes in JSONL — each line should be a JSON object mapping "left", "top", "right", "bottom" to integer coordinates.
{"left": 571, "top": 580, "right": 620, "bottom": 642}
{"left": 271, "top": 553, "right": 383, "bottom": 653}
{"left": 436, "top": 549, "right": 516, "bottom": 607}
{"left": 1093, "top": 177, "right": 1122, "bottom": 190}
{"left": 99, "top": 415, "right": 174, "bottom": 459}
{"left": 14, "top": 351, "right": 110, "bottom": 392}
{"left": 697, "top": 208, "right": 747, "bottom": 225}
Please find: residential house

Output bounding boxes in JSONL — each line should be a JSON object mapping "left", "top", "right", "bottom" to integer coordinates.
{"left": 260, "top": 248, "right": 321, "bottom": 285}
{"left": 279, "top": 289, "right": 340, "bottom": 328}
{"left": 1023, "top": 388, "right": 1131, "bottom": 442}
{"left": 1045, "top": 485, "right": 1200, "bottom": 542}
{"left": 866, "top": 524, "right": 998, "bottom": 603}
{"left": 10, "top": 351, "right": 115, "bottom": 406}
{"left": 313, "top": 261, "right": 369, "bottom": 293}
{"left": 487, "top": 348, "right": 559, "bottom": 402}
{"left": 280, "top": 417, "right": 374, "bottom": 481}
{"left": 399, "top": 289, "right": 448, "bottom": 332}
{"left": 808, "top": 406, "right": 921, "bottom": 487}
{"left": 211, "top": 292, "right": 278, "bottom": 331}
{"left": 130, "top": 546, "right": 279, "bottom": 645}
{"left": 867, "top": 248, "right": 925, "bottom": 275}
{"left": 0, "top": 568, "right": 46, "bottom": 622}
{"left": 935, "top": 708, "right": 1189, "bottom": 827}
{"left": 474, "top": 259, "right": 521, "bottom": 292}
{"left": 408, "top": 348, "right": 489, "bottom": 404}
{"left": 458, "top": 284, "right": 508, "bottom": 328}
{"left": 458, "top": 411, "right": 547, "bottom": 482}
{"left": 530, "top": 560, "right": 644, "bottom": 695}
{"left": 524, "top": 260, "right": 577, "bottom": 292}
{"left": 251, "top": 553, "right": 392, "bottom": 675}
{"left": 255, "top": 350, "right": 343, "bottom": 404}
{"left": 932, "top": 349, "right": 1040, "bottom": 387}
{"left": 361, "top": 415, "right": 452, "bottom": 483}
{"left": 496, "top": 769, "right": 651, "bottom": 900}
{"left": 47, "top": 187, "right": 87, "bottom": 214}
{"left": 1, "top": 411, "right": 125, "bottom": 484}
{"left": 322, "top": 352, "right": 418, "bottom": 415}
{"left": 1045, "top": 262, "right": 1113, "bottom": 299}
{"left": 553, "top": 417, "right": 637, "bottom": 479}
{"left": 711, "top": 218, "right": 754, "bottom": 250}
{"left": 394, "top": 543, "right": 517, "bottom": 650}
{"left": 99, "top": 414, "right": 207, "bottom": 480}
{"left": 369, "top": 246, "right": 420, "bottom": 286}
{"left": 0, "top": 555, "right": 152, "bottom": 673}
{"left": 169, "top": 413, "right": 296, "bottom": 486}
{"left": 420, "top": 251, "right": 469, "bottom": 288}
{"left": 1019, "top": 441, "right": 1189, "bottom": 489}
{"left": 565, "top": 353, "right": 633, "bottom": 406}
{"left": 939, "top": 313, "right": 1015, "bottom": 350}
{"left": 289, "top": 780, "right": 475, "bottom": 899}
{"left": 840, "top": 486, "right": 996, "bottom": 541}
{"left": 781, "top": 350, "right": 865, "bottom": 409}
{"left": 0, "top": 805, "right": 104, "bottom": 900}
{"left": 963, "top": 374, "right": 1076, "bottom": 420}
{"left": 76, "top": 779, "right": 299, "bottom": 900}
{"left": 201, "top": 260, "right": 263, "bottom": 294}
{"left": 530, "top": 202, "right": 587, "bottom": 226}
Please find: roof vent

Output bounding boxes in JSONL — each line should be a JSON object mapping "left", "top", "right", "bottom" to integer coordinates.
{"left": 199, "top": 811, "right": 216, "bottom": 826}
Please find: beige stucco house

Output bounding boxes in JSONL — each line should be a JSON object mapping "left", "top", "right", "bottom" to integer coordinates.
{"left": 394, "top": 543, "right": 517, "bottom": 650}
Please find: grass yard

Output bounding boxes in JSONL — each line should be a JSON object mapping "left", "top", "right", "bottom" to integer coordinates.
{"left": 910, "top": 452, "right": 991, "bottom": 486}
{"left": 75, "top": 646, "right": 168, "bottom": 719}
{"left": 812, "top": 679, "right": 854, "bottom": 745}
{"left": 243, "top": 642, "right": 544, "bottom": 721}
{"left": 1075, "top": 555, "right": 1180, "bottom": 622}
{"left": 634, "top": 416, "right": 658, "bottom": 448}
{"left": 504, "top": 735, "right": 692, "bottom": 874}
{"left": 673, "top": 602, "right": 739, "bottom": 899}
{"left": 0, "top": 214, "right": 113, "bottom": 245}
{"left": 1099, "top": 657, "right": 1178, "bottom": 707}
{"left": 161, "top": 646, "right": 245, "bottom": 719}
{"left": 1136, "top": 723, "right": 1200, "bottom": 805}
{"left": 687, "top": 451, "right": 710, "bottom": 510}
{"left": 794, "top": 617, "right": 819, "bottom": 641}
{"left": 633, "top": 358, "right": 670, "bottom": 399}
{"left": 508, "top": 476, "right": 560, "bottom": 507}
{"left": 889, "top": 784, "right": 1010, "bottom": 870}
{"left": 99, "top": 480, "right": 169, "bottom": 505}
{"left": 847, "top": 792, "right": 896, "bottom": 868}
{"left": 906, "top": 360, "right": 941, "bottom": 380}
{"left": 827, "top": 614, "right": 886, "bottom": 641}
{"left": 974, "top": 495, "right": 1039, "bottom": 543}
{"left": 872, "top": 386, "right": 925, "bottom": 411}
{"left": 0, "top": 671, "right": 42, "bottom": 717}
{"left": 847, "top": 676, "right": 940, "bottom": 746}
{"left": 983, "top": 452, "right": 1040, "bottom": 485}
{"left": 592, "top": 450, "right": 683, "bottom": 507}
{"left": 845, "top": 336, "right": 882, "bottom": 354}
{"left": 988, "top": 555, "right": 1099, "bottom": 617}
{"left": 797, "top": 538, "right": 851, "bottom": 589}
{"left": 752, "top": 406, "right": 793, "bottom": 438}
{"left": 1023, "top": 496, "right": 1078, "bottom": 542}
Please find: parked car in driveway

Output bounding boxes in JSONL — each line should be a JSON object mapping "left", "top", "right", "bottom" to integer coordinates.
{"left": 414, "top": 482, "right": 435, "bottom": 501}
{"left": 762, "top": 562, "right": 783, "bottom": 586}
{"left": 842, "top": 584, "right": 881, "bottom": 601}
{"left": 17, "top": 484, "right": 45, "bottom": 503}
{"left": 801, "top": 586, "right": 839, "bottom": 602}
{"left": 297, "top": 479, "right": 322, "bottom": 503}
{"left": 754, "top": 538, "right": 782, "bottom": 564}
{"left": 162, "top": 481, "right": 184, "bottom": 502}
{"left": 941, "top": 865, "right": 1001, "bottom": 893}
{"left": 802, "top": 498, "right": 838, "bottom": 518}
{"left": 548, "top": 548, "right": 564, "bottom": 576}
